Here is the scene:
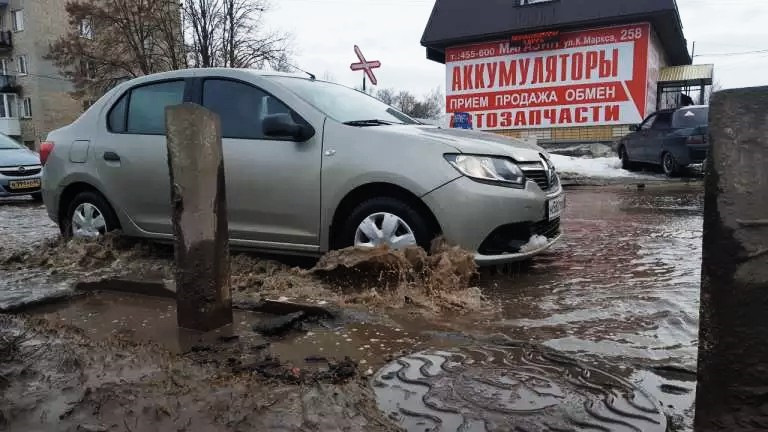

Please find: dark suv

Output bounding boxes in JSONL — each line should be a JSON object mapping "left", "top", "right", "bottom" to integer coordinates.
{"left": 617, "top": 105, "right": 709, "bottom": 177}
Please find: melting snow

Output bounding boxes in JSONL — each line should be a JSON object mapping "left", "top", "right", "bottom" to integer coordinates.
{"left": 520, "top": 235, "right": 551, "bottom": 253}
{"left": 550, "top": 155, "right": 655, "bottom": 180}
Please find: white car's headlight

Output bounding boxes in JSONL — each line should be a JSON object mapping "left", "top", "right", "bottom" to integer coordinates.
{"left": 444, "top": 154, "right": 525, "bottom": 186}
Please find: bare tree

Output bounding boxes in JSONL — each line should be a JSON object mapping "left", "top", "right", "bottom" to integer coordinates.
{"left": 47, "top": 0, "right": 186, "bottom": 99}
{"left": 183, "top": 0, "right": 292, "bottom": 69}
{"left": 184, "top": 0, "right": 222, "bottom": 67}
{"left": 374, "top": 87, "right": 445, "bottom": 119}
{"left": 49, "top": 0, "right": 294, "bottom": 100}
{"left": 375, "top": 88, "right": 396, "bottom": 105}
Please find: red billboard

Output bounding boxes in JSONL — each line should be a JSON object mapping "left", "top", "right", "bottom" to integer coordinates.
{"left": 445, "top": 23, "right": 651, "bottom": 130}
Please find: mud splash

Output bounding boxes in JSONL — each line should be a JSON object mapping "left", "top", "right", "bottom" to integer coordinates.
{"left": 0, "top": 314, "right": 396, "bottom": 431}
{"left": 2, "top": 234, "right": 491, "bottom": 315}
{"left": 312, "top": 242, "right": 485, "bottom": 313}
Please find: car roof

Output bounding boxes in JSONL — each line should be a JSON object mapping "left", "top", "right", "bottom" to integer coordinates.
{"left": 117, "top": 68, "right": 313, "bottom": 87}
{"left": 676, "top": 105, "right": 708, "bottom": 111}
{"left": 653, "top": 105, "right": 708, "bottom": 115}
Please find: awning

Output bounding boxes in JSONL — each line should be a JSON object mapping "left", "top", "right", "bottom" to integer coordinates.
{"left": 659, "top": 64, "right": 714, "bottom": 86}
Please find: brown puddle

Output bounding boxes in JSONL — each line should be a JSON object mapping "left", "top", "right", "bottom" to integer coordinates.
{"left": 29, "top": 291, "right": 431, "bottom": 370}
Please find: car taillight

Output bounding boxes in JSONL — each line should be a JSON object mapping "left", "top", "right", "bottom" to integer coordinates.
{"left": 686, "top": 135, "right": 706, "bottom": 145}
{"left": 40, "top": 141, "right": 55, "bottom": 165}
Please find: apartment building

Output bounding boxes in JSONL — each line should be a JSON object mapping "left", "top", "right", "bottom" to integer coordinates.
{"left": 0, "top": 0, "right": 81, "bottom": 150}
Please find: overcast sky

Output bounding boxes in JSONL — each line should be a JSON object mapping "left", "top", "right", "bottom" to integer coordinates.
{"left": 266, "top": 0, "right": 768, "bottom": 96}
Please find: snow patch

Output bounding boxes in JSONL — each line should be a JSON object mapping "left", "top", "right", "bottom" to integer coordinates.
{"left": 520, "top": 235, "right": 550, "bottom": 253}
{"left": 550, "top": 155, "right": 653, "bottom": 180}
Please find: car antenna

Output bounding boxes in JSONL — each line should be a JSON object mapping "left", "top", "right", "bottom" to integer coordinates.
{"left": 289, "top": 63, "right": 316, "bottom": 80}
{"left": 266, "top": 54, "right": 316, "bottom": 80}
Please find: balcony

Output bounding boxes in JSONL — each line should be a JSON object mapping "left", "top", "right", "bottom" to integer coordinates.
{"left": 0, "top": 31, "right": 11, "bottom": 52}
{"left": 0, "top": 117, "right": 20, "bottom": 136}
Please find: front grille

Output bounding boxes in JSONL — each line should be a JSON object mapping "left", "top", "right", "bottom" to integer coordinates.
{"left": 479, "top": 218, "right": 561, "bottom": 255}
{"left": 531, "top": 218, "right": 561, "bottom": 238}
{"left": 519, "top": 160, "right": 557, "bottom": 191}
{"left": 0, "top": 166, "right": 42, "bottom": 177}
{"left": 525, "top": 169, "right": 550, "bottom": 190}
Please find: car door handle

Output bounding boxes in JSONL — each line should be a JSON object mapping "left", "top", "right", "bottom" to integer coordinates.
{"left": 103, "top": 151, "right": 121, "bottom": 162}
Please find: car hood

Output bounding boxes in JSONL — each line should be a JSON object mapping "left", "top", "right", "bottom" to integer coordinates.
{"left": 382, "top": 125, "right": 547, "bottom": 162}
{"left": 0, "top": 147, "right": 40, "bottom": 167}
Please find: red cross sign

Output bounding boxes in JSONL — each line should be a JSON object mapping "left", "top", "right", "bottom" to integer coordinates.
{"left": 350, "top": 45, "right": 381, "bottom": 86}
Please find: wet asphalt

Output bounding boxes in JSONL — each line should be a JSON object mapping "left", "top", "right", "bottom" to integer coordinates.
{"left": 0, "top": 183, "right": 704, "bottom": 430}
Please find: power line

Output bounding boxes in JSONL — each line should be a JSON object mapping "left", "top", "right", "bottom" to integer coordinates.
{"left": 695, "top": 48, "right": 768, "bottom": 57}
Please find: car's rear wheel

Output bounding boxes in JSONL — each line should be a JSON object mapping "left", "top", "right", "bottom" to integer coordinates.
{"left": 62, "top": 191, "right": 119, "bottom": 239}
{"left": 662, "top": 152, "right": 680, "bottom": 177}
{"left": 619, "top": 146, "right": 637, "bottom": 171}
{"left": 339, "top": 197, "right": 433, "bottom": 251}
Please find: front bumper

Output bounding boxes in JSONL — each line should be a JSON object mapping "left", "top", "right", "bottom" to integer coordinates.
{"left": 422, "top": 176, "right": 563, "bottom": 266}
{"left": 0, "top": 173, "right": 42, "bottom": 197}
{"left": 475, "top": 233, "right": 562, "bottom": 265}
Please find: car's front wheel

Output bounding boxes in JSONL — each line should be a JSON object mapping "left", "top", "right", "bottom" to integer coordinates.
{"left": 619, "top": 146, "right": 637, "bottom": 171}
{"left": 662, "top": 152, "right": 680, "bottom": 177}
{"left": 62, "top": 191, "right": 119, "bottom": 239}
{"left": 339, "top": 197, "right": 433, "bottom": 251}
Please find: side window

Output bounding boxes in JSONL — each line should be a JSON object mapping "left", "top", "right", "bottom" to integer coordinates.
{"left": 641, "top": 114, "right": 656, "bottom": 130}
{"left": 126, "top": 80, "right": 185, "bottom": 135}
{"left": 108, "top": 93, "right": 128, "bottom": 132}
{"left": 202, "top": 79, "right": 293, "bottom": 139}
{"left": 651, "top": 112, "right": 673, "bottom": 130}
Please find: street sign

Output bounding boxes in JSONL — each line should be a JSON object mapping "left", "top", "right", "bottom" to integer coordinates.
{"left": 451, "top": 112, "right": 473, "bottom": 129}
{"left": 350, "top": 45, "right": 381, "bottom": 87}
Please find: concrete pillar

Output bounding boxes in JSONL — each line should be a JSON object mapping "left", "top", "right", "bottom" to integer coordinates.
{"left": 695, "top": 87, "right": 768, "bottom": 430}
{"left": 165, "top": 103, "right": 233, "bottom": 332}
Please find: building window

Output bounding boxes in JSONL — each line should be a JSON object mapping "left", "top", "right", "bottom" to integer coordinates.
{"left": 79, "top": 18, "right": 93, "bottom": 39}
{"left": 22, "top": 97, "right": 31, "bottom": 118}
{"left": 12, "top": 10, "right": 24, "bottom": 32}
{"left": 0, "top": 58, "right": 8, "bottom": 75}
{"left": 0, "top": 93, "right": 17, "bottom": 118}
{"left": 80, "top": 60, "right": 96, "bottom": 79}
{"left": 17, "top": 55, "right": 27, "bottom": 75}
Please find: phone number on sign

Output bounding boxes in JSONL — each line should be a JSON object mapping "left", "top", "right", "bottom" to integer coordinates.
{"left": 447, "top": 47, "right": 498, "bottom": 62}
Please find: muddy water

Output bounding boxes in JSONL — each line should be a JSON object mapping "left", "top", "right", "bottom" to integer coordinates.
{"left": 0, "top": 184, "right": 704, "bottom": 430}
{"left": 482, "top": 185, "right": 702, "bottom": 364}
{"left": 0, "top": 198, "right": 65, "bottom": 310}
{"left": 474, "top": 183, "right": 703, "bottom": 429}
{"left": 32, "top": 291, "right": 430, "bottom": 370}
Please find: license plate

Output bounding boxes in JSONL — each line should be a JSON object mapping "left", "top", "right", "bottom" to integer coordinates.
{"left": 547, "top": 194, "right": 565, "bottom": 221}
{"left": 9, "top": 178, "right": 41, "bottom": 190}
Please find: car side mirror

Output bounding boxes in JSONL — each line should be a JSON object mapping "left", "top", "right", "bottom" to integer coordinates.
{"left": 262, "top": 113, "right": 315, "bottom": 141}
{"left": 629, "top": 124, "right": 639, "bottom": 132}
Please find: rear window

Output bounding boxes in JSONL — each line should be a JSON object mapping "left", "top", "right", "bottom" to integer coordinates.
{"left": 673, "top": 108, "right": 708, "bottom": 128}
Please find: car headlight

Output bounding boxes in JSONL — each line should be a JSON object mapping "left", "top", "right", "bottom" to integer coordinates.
{"left": 444, "top": 154, "right": 525, "bottom": 186}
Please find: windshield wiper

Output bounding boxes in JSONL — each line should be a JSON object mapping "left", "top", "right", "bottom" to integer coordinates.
{"left": 343, "top": 119, "right": 397, "bottom": 127}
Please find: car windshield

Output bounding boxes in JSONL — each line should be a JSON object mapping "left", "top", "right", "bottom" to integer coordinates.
{"left": 0, "top": 135, "right": 22, "bottom": 150}
{"left": 271, "top": 76, "right": 419, "bottom": 125}
{"left": 673, "top": 107, "right": 708, "bottom": 128}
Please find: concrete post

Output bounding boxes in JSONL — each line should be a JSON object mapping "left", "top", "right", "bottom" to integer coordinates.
{"left": 695, "top": 87, "right": 768, "bottom": 430}
{"left": 165, "top": 103, "right": 233, "bottom": 332}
